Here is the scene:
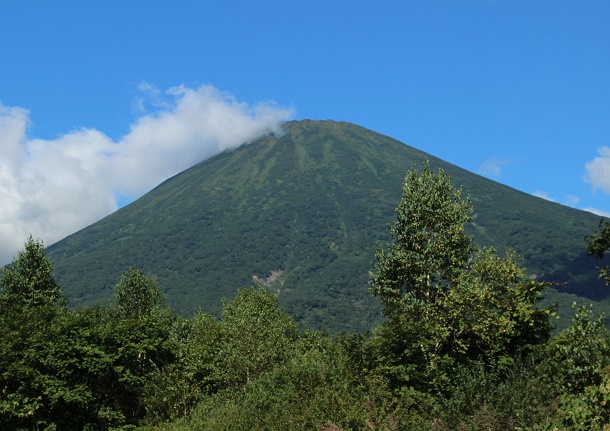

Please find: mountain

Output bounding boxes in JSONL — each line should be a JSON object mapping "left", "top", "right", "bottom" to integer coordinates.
{"left": 46, "top": 120, "right": 607, "bottom": 333}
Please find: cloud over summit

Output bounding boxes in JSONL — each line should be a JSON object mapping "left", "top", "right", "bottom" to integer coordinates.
{"left": 0, "top": 84, "right": 293, "bottom": 265}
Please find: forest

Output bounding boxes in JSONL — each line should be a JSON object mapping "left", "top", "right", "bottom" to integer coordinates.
{"left": 2, "top": 163, "right": 610, "bottom": 430}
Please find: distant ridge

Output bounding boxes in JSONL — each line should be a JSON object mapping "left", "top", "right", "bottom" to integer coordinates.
{"left": 47, "top": 120, "right": 606, "bottom": 333}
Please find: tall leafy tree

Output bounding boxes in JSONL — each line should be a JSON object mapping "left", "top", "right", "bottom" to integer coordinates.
{"left": 369, "top": 163, "right": 551, "bottom": 391}
{"left": 218, "top": 287, "right": 298, "bottom": 387}
{"left": 112, "top": 265, "right": 164, "bottom": 319}
{"left": 0, "top": 235, "right": 63, "bottom": 308}
{"left": 369, "top": 162, "right": 473, "bottom": 320}
{"left": 104, "top": 266, "right": 175, "bottom": 425}
{"left": 0, "top": 237, "right": 71, "bottom": 429}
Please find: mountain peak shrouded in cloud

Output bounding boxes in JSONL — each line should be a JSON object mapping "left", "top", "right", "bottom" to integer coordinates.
{"left": 0, "top": 84, "right": 294, "bottom": 265}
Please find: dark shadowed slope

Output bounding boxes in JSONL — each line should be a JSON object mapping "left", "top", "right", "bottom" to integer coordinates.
{"left": 47, "top": 120, "right": 606, "bottom": 333}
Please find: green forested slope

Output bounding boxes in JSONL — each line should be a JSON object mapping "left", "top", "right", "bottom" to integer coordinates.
{"left": 46, "top": 120, "right": 607, "bottom": 333}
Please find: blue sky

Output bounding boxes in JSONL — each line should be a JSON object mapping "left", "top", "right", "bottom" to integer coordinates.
{"left": 0, "top": 0, "right": 609, "bottom": 263}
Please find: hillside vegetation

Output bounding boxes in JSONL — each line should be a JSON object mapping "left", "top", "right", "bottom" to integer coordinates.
{"left": 47, "top": 120, "right": 608, "bottom": 333}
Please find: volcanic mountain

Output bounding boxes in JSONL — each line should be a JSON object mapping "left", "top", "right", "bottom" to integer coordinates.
{"left": 47, "top": 120, "right": 606, "bottom": 333}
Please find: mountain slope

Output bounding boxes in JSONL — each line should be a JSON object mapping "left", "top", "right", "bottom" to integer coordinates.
{"left": 47, "top": 120, "right": 606, "bottom": 332}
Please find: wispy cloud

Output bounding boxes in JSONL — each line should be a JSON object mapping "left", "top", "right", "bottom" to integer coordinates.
{"left": 563, "top": 195, "right": 579, "bottom": 207}
{"left": 478, "top": 158, "right": 510, "bottom": 177}
{"left": 582, "top": 207, "right": 610, "bottom": 218}
{"left": 585, "top": 147, "right": 610, "bottom": 194}
{"left": 0, "top": 84, "right": 293, "bottom": 264}
{"left": 532, "top": 191, "right": 605, "bottom": 215}
{"left": 532, "top": 190, "right": 555, "bottom": 202}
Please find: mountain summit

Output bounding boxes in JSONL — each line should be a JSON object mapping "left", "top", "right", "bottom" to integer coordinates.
{"left": 47, "top": 120, "right": 604, "bottom": 332}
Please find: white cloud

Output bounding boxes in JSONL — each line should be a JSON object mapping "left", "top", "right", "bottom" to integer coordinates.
{"left": 582, "top": 207, "right": 610, "bottom": 218}
{"left": 563, "top": 195, "right": 579, "bottom": 207}
{"left": 478, "top": 158, "right": 510, "bottom": 177}
{"left": 532, "top": 190, "right": 555, "bottom": 202}
{"left": 531, "top": 192, "right": 607, "bottom": 216}
{"left": 585, "top": 147, "right": 610, "bottom": 194}
{"left": 0, "top": 84, "right": 293, "bottom": 265}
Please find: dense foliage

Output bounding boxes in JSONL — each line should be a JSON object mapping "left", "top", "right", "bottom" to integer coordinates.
{"left": 3, "top": 164, "right": 610, "bottom": 430}
{"left": 369, "top": 164, "right": 553, "bottom": 395}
